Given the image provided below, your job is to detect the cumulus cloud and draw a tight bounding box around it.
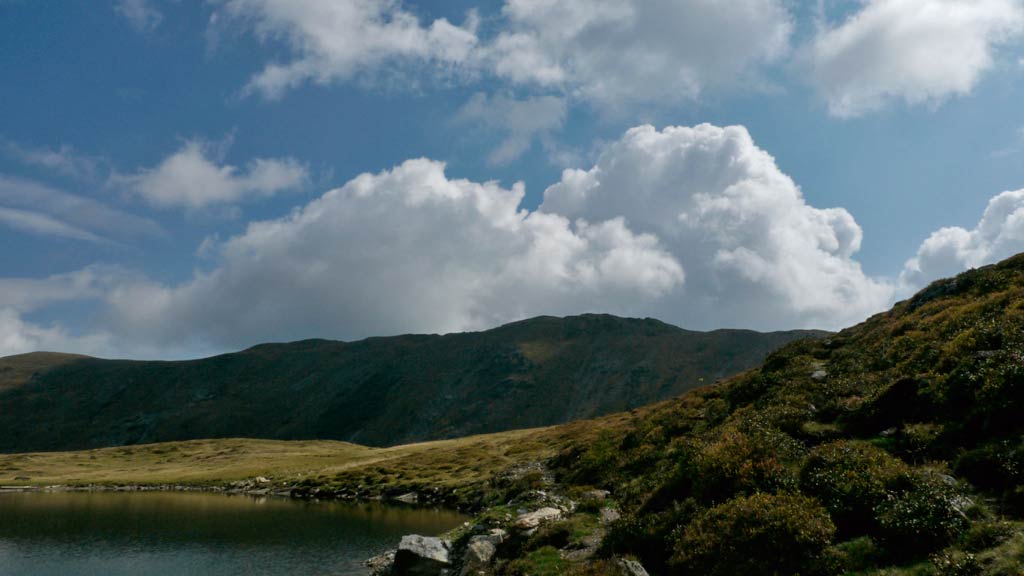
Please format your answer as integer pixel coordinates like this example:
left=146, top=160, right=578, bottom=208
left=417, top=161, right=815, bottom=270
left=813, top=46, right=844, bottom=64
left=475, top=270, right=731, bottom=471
left=117, top=139, right=308, bottom=208
left=456, top=93, right=567, bottom=165
left=901, top=189, right=1024, bottom=289
left=100, top=157, right=683, bottom=351
left=485, top=0, right=793, bottom=106
left=0, top=175, right=162, bottom=241
left=541, top=124, right=895, bottom=330
left=116, top=0, right=164, bottom=33
left=810, top=0, right=1024, bottom=117
left=215, top=0, right=479, bottom=99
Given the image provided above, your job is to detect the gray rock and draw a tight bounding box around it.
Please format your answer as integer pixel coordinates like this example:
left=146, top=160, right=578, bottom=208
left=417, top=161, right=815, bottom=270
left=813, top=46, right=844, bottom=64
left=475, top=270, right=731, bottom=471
left=512, top=507, right=562, bottom=531
left=394, top=535, right=451, bottom=575
left=394, top=492, right=419, bottom=504
left=459, top=536, right=498, bottom=576
left=618, top=558, right=650, bottom=576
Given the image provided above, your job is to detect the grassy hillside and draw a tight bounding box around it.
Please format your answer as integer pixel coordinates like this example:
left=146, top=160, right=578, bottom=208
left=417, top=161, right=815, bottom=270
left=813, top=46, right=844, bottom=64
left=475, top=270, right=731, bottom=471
left=0, top=314, right=818, bottom=452
left=528, top=253, right=1024, bottom=575
left=0, top=352, right=86, bottom=392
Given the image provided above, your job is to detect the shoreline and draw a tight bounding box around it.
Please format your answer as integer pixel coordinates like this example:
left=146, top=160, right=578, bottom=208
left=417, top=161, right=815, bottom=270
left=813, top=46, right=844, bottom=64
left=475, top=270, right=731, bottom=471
left=0, top=480, right=476, bottom=512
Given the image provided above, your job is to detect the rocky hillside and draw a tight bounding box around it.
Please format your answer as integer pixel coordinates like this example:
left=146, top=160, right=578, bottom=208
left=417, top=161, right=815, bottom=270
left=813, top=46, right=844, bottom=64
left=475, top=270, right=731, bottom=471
left=417, top=253, right=1024, bottom=575
left=0, top=314, right=819, bottom=453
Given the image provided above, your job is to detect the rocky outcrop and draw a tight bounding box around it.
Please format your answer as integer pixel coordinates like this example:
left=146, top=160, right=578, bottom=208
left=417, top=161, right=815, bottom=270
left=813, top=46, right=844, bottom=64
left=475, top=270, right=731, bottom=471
left=512, top=507, right=562, bottom=532
left=393, top=535, right=452, bottom=576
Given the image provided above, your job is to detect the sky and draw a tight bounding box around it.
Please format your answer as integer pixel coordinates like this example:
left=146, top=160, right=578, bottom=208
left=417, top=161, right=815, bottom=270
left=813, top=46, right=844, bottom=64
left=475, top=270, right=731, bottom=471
left=1, top=0, right=1024, bottom=359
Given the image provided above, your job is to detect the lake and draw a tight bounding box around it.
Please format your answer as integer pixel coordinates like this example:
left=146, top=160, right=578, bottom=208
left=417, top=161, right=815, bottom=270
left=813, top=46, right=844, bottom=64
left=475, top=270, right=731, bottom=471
left=0, top=491, right=467, bottom=576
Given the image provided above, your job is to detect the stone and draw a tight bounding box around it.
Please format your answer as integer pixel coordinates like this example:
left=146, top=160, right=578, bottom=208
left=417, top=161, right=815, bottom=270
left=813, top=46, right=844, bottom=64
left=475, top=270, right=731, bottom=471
left=393, top=535, right=451, bottom=575
left=599, top=507, right=621, bottom=524
left=394, top=492, right=419, bottom=504
left=512, top=507, right=562, bottom=531
left=459, top=535, right=498, bottom=576
left=617, top=558, right=650, bottom=576
left=366, top=550, right=396, bottom=576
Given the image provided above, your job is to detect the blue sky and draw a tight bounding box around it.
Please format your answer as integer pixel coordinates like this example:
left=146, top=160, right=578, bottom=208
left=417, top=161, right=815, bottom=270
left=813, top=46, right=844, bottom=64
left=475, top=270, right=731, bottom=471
left=2, top=0, right=1024, bottom=359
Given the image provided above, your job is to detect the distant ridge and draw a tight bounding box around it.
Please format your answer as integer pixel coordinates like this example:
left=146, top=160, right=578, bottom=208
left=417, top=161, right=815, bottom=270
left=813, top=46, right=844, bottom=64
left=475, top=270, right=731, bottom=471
left=0, top=314, right=824, bottom=453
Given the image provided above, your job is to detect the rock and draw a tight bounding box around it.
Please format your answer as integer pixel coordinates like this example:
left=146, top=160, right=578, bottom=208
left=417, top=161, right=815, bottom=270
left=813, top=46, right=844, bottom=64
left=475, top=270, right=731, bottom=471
left=394, top=492, right=419, bottom=504
left=512, top=507, right=562, bottom=531
left=618, top=558, right=650, bottom=576
left=459, top=535, right=498, bottom=576
left=583, top=489, right=610, bottom=501
left=254, top=476, right=270, bottom=484
left=393, top=535, right=451, bottom=575
left=366, top=550, right=396, bottom=576
left=600, top=507, right=621, bottom=524
left=617, top=558, right=650, bottom=576
left=811, top=369, right=827, bottom=380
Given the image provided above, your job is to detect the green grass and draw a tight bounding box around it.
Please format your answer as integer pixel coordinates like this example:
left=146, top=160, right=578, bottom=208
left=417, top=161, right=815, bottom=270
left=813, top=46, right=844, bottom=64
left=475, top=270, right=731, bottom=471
left=0, top=409, right=638, bottom=492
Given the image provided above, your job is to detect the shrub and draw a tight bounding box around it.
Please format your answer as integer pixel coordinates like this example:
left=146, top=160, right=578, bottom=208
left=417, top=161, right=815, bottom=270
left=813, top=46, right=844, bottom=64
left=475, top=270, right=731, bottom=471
left=874, top=471, right=970, bottom=557
left=603, top=499, right=698, bottom=574
left=800, top=440, right=909, bottom=536
left=690, top=421, right=802, bottom=502
left=669, top=493, right=836, bottom=576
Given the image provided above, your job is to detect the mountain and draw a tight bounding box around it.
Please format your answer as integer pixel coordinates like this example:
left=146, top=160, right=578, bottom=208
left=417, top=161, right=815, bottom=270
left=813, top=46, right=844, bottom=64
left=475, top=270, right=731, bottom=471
left=0, top=314, right=822, bottom=453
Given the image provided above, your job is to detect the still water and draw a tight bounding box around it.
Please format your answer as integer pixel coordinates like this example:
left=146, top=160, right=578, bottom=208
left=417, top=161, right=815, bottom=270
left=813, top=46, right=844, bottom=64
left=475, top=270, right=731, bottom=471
left=0, top=491, right=466, bottom=576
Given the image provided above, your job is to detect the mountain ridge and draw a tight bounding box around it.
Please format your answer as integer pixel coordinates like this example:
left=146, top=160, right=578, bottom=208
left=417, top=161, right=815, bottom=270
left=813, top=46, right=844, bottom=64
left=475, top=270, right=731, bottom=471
left=0, top=313, right=824, bottom=453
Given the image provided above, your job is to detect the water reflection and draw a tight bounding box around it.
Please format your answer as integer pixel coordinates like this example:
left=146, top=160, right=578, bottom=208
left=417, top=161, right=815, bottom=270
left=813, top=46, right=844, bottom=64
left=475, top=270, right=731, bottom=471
left=0, top=491, right=466, bottom=576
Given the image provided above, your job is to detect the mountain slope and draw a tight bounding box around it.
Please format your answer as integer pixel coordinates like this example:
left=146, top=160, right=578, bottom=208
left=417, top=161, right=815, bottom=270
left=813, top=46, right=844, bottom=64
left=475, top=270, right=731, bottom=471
left=528, top=253, right=1024, bottom=575
left=0, top=314, right=821, bottom=453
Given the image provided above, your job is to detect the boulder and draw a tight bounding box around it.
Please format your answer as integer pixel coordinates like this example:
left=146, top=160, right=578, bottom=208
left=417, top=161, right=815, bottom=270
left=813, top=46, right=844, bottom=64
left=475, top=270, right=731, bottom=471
left=393, top=535, right=451, bottom=575
left=512, top=507, right=562, bottom=531
left=459, top=535, right=499, bottom=576
left=617, top=558, right=650, bottom=576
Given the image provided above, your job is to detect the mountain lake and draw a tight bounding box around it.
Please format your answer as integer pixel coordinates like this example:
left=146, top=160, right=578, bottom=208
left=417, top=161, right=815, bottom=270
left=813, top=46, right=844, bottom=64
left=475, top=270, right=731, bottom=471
left=0, top=491, right=467, bottom=575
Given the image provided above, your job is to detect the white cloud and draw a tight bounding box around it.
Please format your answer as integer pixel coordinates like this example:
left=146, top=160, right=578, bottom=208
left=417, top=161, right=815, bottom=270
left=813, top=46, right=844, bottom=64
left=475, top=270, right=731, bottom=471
left=0, top=207, right=106, bottom=243
left=456, top=93, right=567, bottom=165
left=810, top=0, right=1024, bottom=117
left=485, top=0, right=793, bottom=106
left=116, top=0, right=164, bottom=33
left=0, top=307, right=113, bottom=358
left=98, top=157, right=683, bottom=351
left=0, top=175, right=162, bottom=240
left=84, top=123, right=902, bottom=356
left=1, top=139, right=102, bottom=180
left=0, top=268, right=119, bottom=313
left=215, top=0, right=479, bottom=99
left=900, top=189, right=1024, bottom=289
left=118, top=139, right=308, bottom=208
left=541, top=124, right=895, bottom=330
left=217, top=0, right=792, bottom=106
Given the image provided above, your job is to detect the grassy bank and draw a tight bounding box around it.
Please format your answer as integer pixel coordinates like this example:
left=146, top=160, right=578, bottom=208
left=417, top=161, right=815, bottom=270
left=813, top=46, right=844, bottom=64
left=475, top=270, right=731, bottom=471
left=0, top=409, right=637, bottom=504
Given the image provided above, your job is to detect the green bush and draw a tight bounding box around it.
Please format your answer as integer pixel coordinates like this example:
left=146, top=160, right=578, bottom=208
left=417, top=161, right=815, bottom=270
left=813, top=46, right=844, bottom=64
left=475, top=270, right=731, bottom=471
left=874, top=471, right=970, bottom=557
left=690, top=422, right=802, bottom=502
left=800, top=440, right=909, bottom=536
left=669, top=493, right=836, bottom=576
